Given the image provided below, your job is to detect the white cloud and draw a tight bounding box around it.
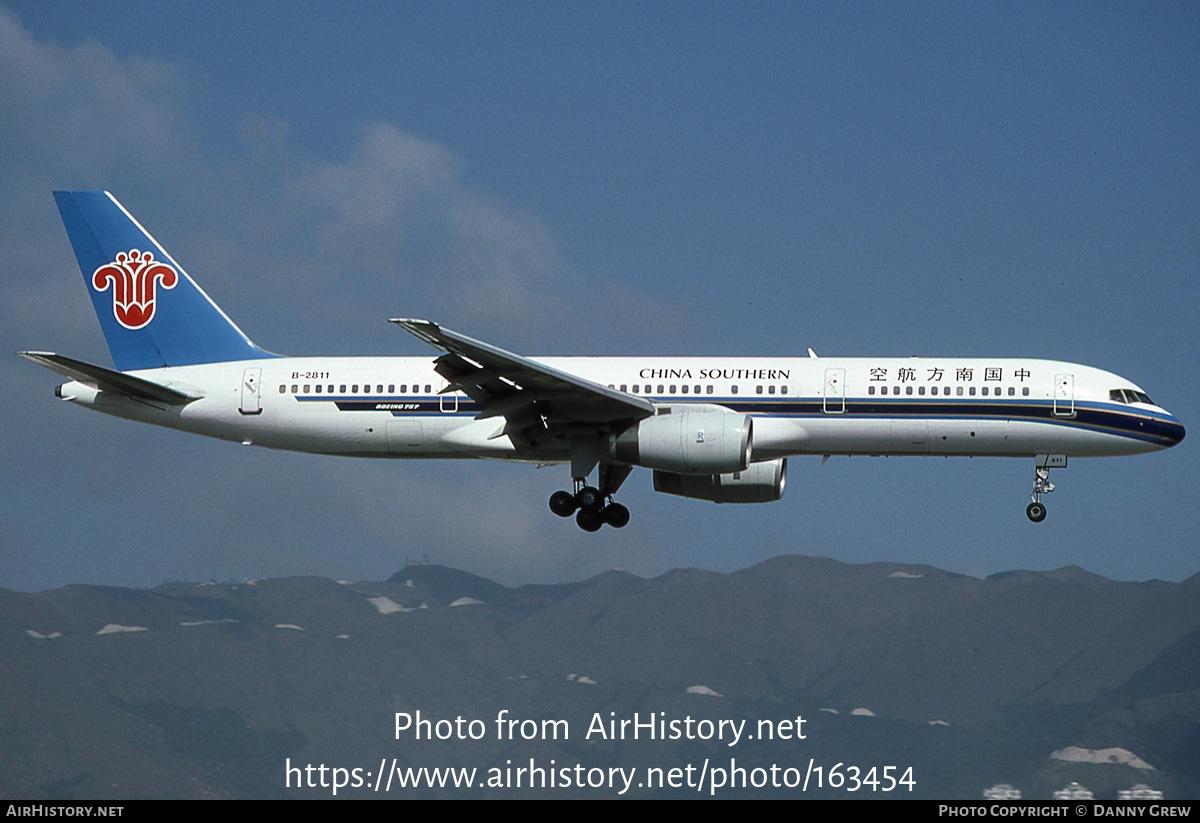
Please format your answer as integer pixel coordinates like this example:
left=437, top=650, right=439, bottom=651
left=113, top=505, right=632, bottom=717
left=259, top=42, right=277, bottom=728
left=288, top=122, right=599, bottom=343
left=2, top=7, right=680, bottom=351
left=0, top=6, right=193, bottom=181
left=0, top=8, right=684, bottom=591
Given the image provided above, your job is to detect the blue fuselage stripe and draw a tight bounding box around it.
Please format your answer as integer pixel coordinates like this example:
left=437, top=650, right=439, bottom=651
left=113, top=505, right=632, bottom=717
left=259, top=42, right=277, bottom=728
left=292, top=395, right=1184, bottom=447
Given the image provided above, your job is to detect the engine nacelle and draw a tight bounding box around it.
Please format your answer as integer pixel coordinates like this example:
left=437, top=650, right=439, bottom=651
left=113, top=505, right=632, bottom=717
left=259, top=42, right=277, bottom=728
left=653, top=458, right=787, bottom=504
left=613, top=407, right=751, bottom=474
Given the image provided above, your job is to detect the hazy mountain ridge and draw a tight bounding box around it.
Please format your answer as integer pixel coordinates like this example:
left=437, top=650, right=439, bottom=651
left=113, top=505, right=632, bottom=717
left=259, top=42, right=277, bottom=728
left=2, top=555, right=1196, bottom=799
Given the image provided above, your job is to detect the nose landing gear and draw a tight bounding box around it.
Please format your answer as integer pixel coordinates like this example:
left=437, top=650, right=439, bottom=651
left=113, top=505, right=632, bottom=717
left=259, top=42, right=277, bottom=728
left=1026, top=455, right=1065, bottom=522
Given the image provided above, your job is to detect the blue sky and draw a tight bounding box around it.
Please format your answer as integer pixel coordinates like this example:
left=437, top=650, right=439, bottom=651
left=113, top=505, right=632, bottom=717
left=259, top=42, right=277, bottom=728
left=2, top=2, right=1197, bottom=590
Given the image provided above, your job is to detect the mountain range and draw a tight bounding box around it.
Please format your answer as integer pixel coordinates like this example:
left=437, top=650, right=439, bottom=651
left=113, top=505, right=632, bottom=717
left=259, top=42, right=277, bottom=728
left=2, top=556, right=1197, bottom=798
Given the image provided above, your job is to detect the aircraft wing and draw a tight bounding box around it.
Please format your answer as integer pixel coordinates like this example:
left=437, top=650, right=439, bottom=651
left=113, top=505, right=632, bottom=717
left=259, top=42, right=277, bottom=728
left=390, top=319, right=654, bottom=445
left=18, top=351, right=197, bottom=405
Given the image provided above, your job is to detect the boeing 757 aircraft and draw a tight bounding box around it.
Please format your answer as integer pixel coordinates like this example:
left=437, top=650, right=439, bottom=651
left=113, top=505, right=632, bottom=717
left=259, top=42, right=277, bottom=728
left=21, top=192, right=1185, bottom=531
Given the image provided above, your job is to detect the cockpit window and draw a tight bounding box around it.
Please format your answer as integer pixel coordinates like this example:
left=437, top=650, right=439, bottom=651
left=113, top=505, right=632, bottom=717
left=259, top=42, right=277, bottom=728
left=1110, top=388, right=1155, bottom=405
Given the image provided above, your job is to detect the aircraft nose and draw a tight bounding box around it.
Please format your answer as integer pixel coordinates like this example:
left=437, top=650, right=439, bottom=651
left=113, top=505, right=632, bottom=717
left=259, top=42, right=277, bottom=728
left=1166, top=415, right=1186, bottom=447
left=1155, top=411, right=1186, bottom=447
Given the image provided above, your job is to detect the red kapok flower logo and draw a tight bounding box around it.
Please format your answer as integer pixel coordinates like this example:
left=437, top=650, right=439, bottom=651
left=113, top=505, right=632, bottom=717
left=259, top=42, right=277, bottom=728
left=92, top=249, right=178, bottom=330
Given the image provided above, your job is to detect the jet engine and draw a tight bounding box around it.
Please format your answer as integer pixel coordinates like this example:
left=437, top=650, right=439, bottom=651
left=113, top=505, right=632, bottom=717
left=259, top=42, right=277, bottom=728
left=612, top=407, right=751, bottom=474
left=653, top=458, right=787, bottom=503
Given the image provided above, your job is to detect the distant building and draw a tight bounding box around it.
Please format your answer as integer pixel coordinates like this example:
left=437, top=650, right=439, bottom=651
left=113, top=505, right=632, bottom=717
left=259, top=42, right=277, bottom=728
left=1052, top=782, right=1093, bottom=800
left=983, top=784, right=1022, bottom=800
left=1118, top=785, right=1164, bottom=800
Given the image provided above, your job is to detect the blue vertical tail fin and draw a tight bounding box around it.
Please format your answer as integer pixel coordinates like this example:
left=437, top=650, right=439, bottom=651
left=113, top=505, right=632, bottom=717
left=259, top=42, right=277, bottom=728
left=53, top=191, right=275, bottom=371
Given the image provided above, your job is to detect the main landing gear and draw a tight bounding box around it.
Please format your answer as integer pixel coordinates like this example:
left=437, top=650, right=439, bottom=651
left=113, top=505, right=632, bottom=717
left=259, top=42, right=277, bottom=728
left=1026, top=456, right=1064, bottom=523
left=549, top=463, right=633, bottom=531
left=549, top=481, right=630, bottom=531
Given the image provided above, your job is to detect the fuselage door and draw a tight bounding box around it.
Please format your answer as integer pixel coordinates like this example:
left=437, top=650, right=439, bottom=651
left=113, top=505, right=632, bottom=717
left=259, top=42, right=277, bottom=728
left=439, top=382, right=459, bottom=414
left=239, top=367, right=262, bottom=415
left=1053, top=373, right=1075, bottom=418
left=823, top=368, right=846, bottom=414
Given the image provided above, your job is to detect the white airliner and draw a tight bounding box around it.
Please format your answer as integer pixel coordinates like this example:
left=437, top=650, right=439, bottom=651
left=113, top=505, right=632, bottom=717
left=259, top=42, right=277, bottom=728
left=21, top=192, right=1185, bottom=531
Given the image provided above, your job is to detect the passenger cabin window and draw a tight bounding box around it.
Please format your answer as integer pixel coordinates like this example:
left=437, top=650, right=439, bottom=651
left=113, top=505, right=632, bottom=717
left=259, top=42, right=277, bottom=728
left=278, top=385, right=286, bottom=394
left=731, top=385, right=739, bottom=395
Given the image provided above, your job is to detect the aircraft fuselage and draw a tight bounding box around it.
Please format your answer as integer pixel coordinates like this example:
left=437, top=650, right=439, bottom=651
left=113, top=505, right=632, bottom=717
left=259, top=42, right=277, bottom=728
left=29, top=191, right=1186, bottom=530
left=59, top=355, right=1184, bottom=463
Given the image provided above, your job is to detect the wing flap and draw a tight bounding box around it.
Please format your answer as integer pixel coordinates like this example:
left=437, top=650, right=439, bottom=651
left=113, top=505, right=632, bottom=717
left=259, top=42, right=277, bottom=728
left=390, top=319, right=655, bottom=442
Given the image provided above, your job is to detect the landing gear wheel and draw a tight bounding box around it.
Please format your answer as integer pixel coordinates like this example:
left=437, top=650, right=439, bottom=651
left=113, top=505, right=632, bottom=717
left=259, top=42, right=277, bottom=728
left=549, top=490, right=577, bottom=517
left=1026, top=502, right=1047, bottom=523
left=575, top=486, right=604, bottom=512
left=1026, top=461, right=1057, bottom=522
left=576, top=508, right=603, bottom=532
left=602, top=503, right=630, bottom=528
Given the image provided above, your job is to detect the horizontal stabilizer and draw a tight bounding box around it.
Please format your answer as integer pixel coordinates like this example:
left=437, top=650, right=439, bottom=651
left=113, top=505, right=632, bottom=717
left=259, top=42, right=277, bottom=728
left=17, top=352, right=196, bottom=405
